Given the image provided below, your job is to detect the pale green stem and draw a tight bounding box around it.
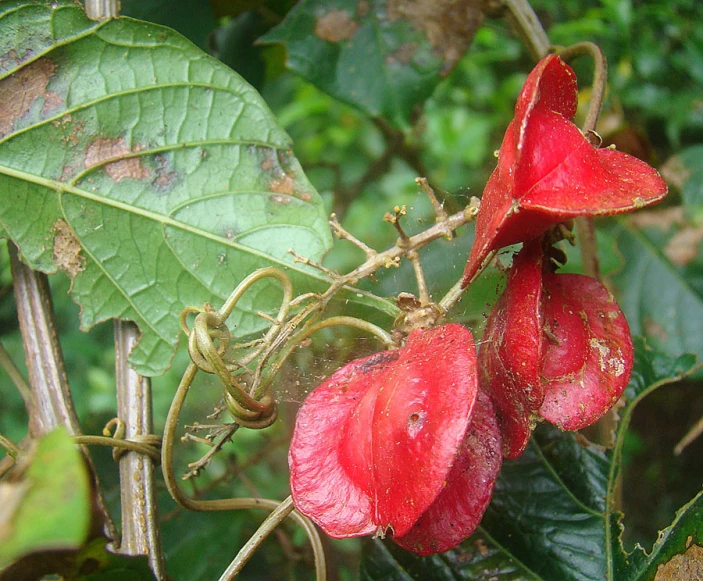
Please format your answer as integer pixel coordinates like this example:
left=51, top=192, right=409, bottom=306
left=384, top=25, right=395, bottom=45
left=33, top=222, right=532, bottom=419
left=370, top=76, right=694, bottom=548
left=218, top=496, right=326, bottom=581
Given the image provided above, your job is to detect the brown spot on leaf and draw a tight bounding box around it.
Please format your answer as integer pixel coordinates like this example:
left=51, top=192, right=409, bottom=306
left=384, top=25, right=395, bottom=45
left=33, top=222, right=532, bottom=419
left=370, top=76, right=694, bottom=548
left=628, top=207, right=685, bottom=231
left=269, top=175, right=296, bottom=196
left=386, top=43, right=418, bottom=65
left=387, top=0, right=484, bottom=74
left=272, top=194, right=292, bottom=204
left=644, top=317, right=668, bottom=343
left=152, top=154, right=178, bottom=192
left=356, top=0, right=370, bottom=17
left=54, top=114, right=85, bottom=148
left=654, top=544, right=703, bottom=581
left=257, top=146, right=312, bottom=201
left=0, top=58, right=56, bottom=137
left=315, top=9, right=359, bottom=42
left=660, top=154, right=691, bottom=191
left=84, top=137, right=150, bottom=182
left=53, top=219, right=84, bottom=278
left=41, top=91, right=64, bottom=114
left=664, top=225, right=703, bottom=265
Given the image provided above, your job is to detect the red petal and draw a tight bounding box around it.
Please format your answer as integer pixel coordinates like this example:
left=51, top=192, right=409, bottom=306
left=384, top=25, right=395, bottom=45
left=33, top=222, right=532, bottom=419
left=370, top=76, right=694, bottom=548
left=462, top=56, right=578, bottom=284
left=520, top=112, right=668, bottom=216
left=515, top=54, right=578, bottom=126
left=479, top=241, right=544, bottom=459
left=393, top=388, right=502, bottom=555
left=461, top=123, right=517, bottom=284
left=289, top=324, right=478, bottom=538
left=462, top=54, right=667, bottom=286
left=539, top=274, right=633, bottom=430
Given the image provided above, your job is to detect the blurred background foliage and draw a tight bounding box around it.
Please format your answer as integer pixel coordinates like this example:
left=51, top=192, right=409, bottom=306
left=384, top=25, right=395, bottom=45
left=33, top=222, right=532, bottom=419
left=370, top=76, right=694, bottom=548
left=1, top=0, right=703, bottom=579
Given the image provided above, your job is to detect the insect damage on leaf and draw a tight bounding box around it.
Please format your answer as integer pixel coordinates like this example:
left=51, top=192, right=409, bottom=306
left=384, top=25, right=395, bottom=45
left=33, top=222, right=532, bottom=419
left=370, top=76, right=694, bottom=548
left=315, top=9, right=359, bottom=42
left=654, top=542, right=703, bottom=580
left=84, top=137, right=150, bottom=182
left=0, top=58, right=57, bottom=137
left=259, top=147, right=313, bottom=201
left=52, top=219, right=84, bottom=278
left=386, top=0, right=484, bottom=73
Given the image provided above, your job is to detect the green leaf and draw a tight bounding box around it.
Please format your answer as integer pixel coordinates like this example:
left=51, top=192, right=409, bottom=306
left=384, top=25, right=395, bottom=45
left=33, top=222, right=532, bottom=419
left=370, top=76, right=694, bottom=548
left=361, top=532, right=531, bottom=580
left=359, top=341, right=700, bottom=581
left=76, top=539, right=156, bottom=581
left=0, top=1, right=394, bottom=376
left=260, top=0, right=484, bottom=128
left=608, top=220, right=703, bottom=368
left=677, top=145, right=703, bottom=173
left=682, top=171, right=703, bottom=217
left=161, top=504, right=250, bottom=580
left=0, top=427, right=91, bottom=570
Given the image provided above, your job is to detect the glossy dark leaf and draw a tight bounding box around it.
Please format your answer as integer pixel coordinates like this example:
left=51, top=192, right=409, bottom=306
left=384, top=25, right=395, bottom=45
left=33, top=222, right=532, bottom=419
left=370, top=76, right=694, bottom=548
left=609, top=220, right=703, bottom=371
left=360, top=341, right=699, bottom=581
left=361, top=532, right=532, bottom=581
left=260, top=0, right=484, bottom=128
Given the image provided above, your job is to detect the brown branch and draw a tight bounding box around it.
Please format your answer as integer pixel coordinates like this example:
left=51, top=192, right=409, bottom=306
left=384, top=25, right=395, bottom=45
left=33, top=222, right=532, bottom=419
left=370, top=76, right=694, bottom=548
left=8, top=241, right=117, bottom=541
left=113, top=320, right=166, bottom=579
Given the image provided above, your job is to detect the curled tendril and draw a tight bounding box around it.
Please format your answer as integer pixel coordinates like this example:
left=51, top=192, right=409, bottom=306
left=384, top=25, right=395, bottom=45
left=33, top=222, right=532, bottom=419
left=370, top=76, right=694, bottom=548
left=165, top=267, right=327, bottom=579
left=167, top=275, right=396, bottom=580
left=72, top=418, right=162, bottom=463
left=165, top=187, right=485, bottom=580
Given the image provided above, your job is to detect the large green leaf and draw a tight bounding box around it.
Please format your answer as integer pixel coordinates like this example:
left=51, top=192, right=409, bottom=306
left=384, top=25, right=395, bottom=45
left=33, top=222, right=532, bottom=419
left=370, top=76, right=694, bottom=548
left=0, top=1, right=397, bottom=376
left=608, top=219, right=703, bottom=369
left=0, top=427, right=91, bottom=570
left=360, top=341, right=699, bottom=581
left=260, top=0, right=484, bottom=128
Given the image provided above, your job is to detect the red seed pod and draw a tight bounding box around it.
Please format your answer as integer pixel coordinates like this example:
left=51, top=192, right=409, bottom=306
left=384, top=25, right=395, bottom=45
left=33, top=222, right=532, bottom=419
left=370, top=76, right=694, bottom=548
left=539, top=273, right=633, bottom=431
left=480, top=241, right=634, bottom=458
left=479, top=240, right=545, bottom=459
left=393, top=387, right=502, bottom=555
left=462, top=54, right=667, bottom=285
left=289, top=324, right=479, bottom=540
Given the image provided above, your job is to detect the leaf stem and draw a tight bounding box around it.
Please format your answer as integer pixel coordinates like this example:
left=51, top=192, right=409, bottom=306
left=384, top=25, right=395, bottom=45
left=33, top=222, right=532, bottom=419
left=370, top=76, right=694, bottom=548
left=0, top=434, right=20, bottom=459
left=558, top=42, right=607, bottom=137
left=73, top=434, right=161, bottom=461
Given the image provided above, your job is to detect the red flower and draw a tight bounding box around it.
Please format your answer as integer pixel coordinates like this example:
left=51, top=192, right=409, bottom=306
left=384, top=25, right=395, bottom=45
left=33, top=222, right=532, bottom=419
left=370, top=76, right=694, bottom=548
left=289, top=324, right=501, bottom=555
left=462, top=54, right=667, bottom=285
left=480, top=240, right=633, bottom=459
